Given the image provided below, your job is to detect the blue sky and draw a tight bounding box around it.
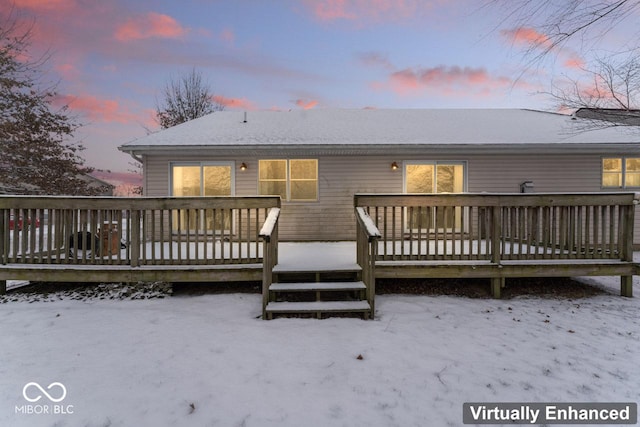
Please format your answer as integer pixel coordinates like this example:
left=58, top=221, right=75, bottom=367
left=2, top=0, right=635, bottom=179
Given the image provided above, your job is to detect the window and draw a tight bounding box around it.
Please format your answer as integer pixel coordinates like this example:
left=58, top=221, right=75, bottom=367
left=170, top=163, right=233, bottom=231
left=404, top=162, right=466, bottom=194
left=258, top=160, right=287, bottom=199
left=259, top=159, right=318, bottom=201
left=602, top=157, right=640, bottom=188
left=404, top=161, right=466, bottom=231
left=171, top=163, right=233, bottom=196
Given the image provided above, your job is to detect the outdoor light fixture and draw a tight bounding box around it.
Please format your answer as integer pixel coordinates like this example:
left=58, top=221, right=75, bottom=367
left=391, top=162, right=399, bottom=170
left=240, top=162, right=248, bottom=171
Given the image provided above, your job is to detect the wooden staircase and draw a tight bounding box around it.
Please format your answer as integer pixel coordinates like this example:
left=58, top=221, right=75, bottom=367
left=264, top=266, right=372, bottom=319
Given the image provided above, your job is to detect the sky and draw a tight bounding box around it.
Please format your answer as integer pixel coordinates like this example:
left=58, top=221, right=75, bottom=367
left=1, top=0, right=637, bottom=180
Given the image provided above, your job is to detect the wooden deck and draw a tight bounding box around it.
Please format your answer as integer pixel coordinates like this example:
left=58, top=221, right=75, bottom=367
left=0, top=195, right=280, bottom=289
left=1, top=193, right=638, bottom=320
left=355, top=193, right=639, bottom=300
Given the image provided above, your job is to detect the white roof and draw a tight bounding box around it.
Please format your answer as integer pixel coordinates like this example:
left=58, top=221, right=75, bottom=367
left=119, top=109, right=639, bottom=152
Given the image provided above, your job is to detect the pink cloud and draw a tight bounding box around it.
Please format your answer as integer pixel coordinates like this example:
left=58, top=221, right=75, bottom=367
left=389, top=69, right=420, bottom=91
left=501, top=27, right=552, bottom=49
left=313, top=0, right=355, bottom=21
left=358, top=51, right=394, bottom=70
left=304, top=0, right=427, bottom=23
left=220, top=28, right=235, bottom=44
left=295, top=99, right=319, bottom=110
left=563, top=55, right=585, bottom=70
left=13, top=0, right=75, bottom=11
left=576, top=77, right=619, bottom=104
left=55, top=63, right=81, bottom=80
left=212, top=95, right=257, bottom=110
left=377, top=65, right=515, bottom=97
left=115, top=12, right=187, bottom=41
left=53, top=94, right=139, bottom=124
left=502, top=27, right=588, bottom=71
left=360, top=53, right=523, bottom=99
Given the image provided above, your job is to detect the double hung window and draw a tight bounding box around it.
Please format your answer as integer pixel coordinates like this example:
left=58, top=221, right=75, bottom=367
left=258, top=159, right=318, bottom=201
left=602, top=158, right=640, bottom=188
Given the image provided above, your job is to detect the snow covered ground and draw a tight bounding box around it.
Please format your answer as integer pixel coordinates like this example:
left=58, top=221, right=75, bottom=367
left=0, top=273, right=638, bottom=427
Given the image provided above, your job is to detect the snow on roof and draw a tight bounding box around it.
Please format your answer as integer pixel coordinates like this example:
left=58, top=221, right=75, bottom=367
left=119, top=109, right=639, bottom=151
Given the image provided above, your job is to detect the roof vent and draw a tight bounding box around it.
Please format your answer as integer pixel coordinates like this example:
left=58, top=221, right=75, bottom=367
left=243, top=112, right=247, bottom=123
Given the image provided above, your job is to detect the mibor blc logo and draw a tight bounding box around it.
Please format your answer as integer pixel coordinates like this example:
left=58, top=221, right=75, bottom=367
left=23, top=382, right=67, bottom=403
left=15, top=382, right=74, bottom=415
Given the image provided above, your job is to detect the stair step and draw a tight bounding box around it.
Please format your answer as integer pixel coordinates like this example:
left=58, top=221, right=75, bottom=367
left=266, top=300, right=371, bottom=314
left=270, top=281, right=366, bottom=292
left=273, top=264, right=362, bottom=274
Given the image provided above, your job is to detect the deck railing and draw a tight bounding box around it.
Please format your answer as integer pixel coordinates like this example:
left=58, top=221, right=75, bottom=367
left=354, top=193, right=637, bottom=262
left=355, top=207, right=381, bottom=315
left=0, top=196, right=281, bottom=268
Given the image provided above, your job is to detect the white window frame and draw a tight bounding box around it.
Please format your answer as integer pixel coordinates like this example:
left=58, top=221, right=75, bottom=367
left=258, top=159, right=318, bottom=202
left=169, top=161, right=236, bottom=196
left=402, top=161, right=467, bottom=194
left=602, top=157, right=640, bottom=189
left=403, top=161, right=468, bottom=232
left=168, top=161, right=235, bottom=234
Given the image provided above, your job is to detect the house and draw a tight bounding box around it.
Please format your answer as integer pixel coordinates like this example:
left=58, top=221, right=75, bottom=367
left=573, top=108, right=640, bottom=126
left=80, top=174, right=115, bottom=196
left=0, top=170, right=114, bottom=196
left=118, top=109, right=640, bottom=243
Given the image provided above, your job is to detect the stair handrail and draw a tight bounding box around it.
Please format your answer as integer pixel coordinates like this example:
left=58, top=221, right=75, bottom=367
left=355, top=207, right=381, bottom=318
left=260, top=207, right=281, bottom=319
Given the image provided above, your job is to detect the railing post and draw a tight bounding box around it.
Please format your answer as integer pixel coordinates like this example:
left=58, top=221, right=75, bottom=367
left=355, top=206, right=381, bottom=319
left=0, top=210, right=5, bottom=292
left=490, top=205, right=504, bottom=298
left=0, top=208, right=5, bottom=266
left=262, top=236, right=272, bottom=319
left=273, top=220, right=279, bottom=266
left=130, top=209, right=140, bottom=267
left=621, top=202, right=635, bottom=297
left=367, top=237, right=378, bottom=318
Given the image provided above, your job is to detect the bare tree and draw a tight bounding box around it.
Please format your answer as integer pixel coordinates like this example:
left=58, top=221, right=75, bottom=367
left=155, top=68, right=224, bottom=129
left=547, top=55, right=639, bottom=132
left=0, top=13, right=105, bottom=195
left=553, top=56, right=638, bottom=108
left=491, top=0, right=640, bottom=63
left=489, top=1, right=640, bottom=132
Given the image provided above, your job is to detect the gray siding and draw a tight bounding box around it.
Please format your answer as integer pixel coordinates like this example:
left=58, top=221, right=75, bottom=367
left=143, top=152, right=640, bottom=242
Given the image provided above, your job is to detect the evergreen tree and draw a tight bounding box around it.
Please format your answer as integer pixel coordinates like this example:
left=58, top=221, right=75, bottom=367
left=0, top=17, right=103, bottom=195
